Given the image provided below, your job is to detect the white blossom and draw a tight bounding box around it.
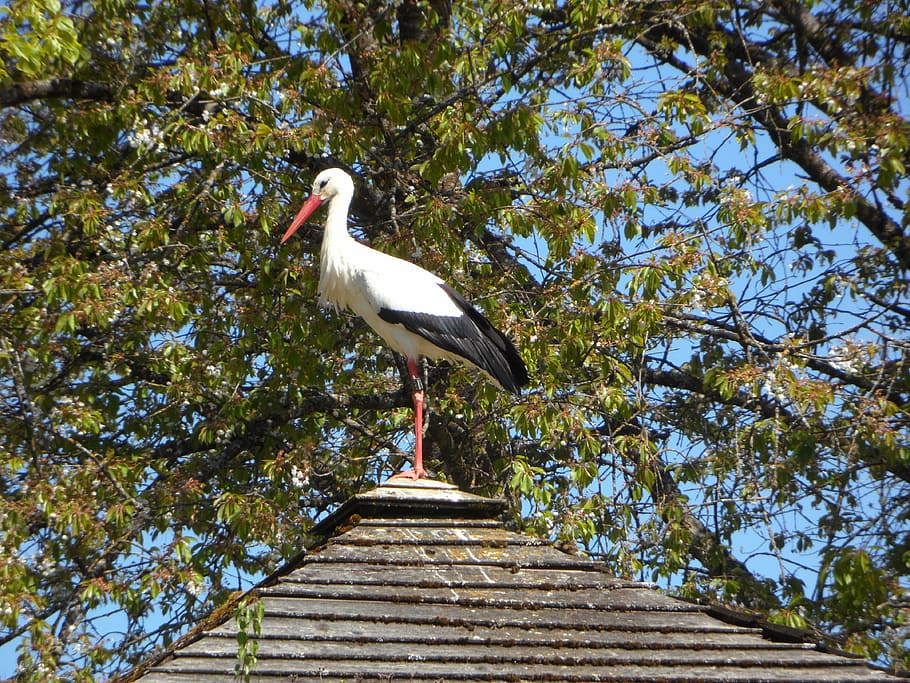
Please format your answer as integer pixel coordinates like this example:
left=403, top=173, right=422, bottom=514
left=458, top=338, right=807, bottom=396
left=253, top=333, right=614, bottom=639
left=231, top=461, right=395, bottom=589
left=186, top=578, right=205, bottom=598
left=290, top=465, right=309, bottom=488
left=127, top=119, right=166, bottom=153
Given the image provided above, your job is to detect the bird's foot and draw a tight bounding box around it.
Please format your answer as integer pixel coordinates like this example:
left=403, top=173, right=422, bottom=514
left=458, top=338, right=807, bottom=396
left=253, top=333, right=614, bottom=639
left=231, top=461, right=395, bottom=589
left=386, top=466, right=428, bottom=481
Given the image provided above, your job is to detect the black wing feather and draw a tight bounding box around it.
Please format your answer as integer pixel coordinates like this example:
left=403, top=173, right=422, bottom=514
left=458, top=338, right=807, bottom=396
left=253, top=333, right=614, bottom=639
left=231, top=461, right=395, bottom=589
left=377, top=283, right=529, bottom=394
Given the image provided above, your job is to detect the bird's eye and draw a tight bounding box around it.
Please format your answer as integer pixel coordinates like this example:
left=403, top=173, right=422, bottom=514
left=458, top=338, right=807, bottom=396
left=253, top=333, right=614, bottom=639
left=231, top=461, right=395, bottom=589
left=318, top=180, right=328, bottom=189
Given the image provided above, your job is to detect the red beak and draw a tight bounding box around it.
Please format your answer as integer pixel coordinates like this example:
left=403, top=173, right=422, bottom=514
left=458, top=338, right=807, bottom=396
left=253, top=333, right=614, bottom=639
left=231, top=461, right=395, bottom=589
left=281, top=194, right=324, bottom=244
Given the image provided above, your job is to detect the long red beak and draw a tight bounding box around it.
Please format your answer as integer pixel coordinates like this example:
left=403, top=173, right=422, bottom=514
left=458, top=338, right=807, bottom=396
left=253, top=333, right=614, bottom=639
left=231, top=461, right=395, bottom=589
left=281, top=194, right=323, bottom=244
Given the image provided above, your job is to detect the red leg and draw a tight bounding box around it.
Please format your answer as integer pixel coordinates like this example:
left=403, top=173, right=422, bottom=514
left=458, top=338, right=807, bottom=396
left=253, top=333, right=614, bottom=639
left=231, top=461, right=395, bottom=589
left=388, top=358, right=428, bottom=480
left=412, top=386, right=427, bottom=478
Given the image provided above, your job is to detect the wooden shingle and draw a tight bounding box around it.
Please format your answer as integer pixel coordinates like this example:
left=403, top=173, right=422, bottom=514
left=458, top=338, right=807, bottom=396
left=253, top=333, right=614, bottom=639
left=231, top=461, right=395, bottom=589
left=125, top=479, right=902, bottom=682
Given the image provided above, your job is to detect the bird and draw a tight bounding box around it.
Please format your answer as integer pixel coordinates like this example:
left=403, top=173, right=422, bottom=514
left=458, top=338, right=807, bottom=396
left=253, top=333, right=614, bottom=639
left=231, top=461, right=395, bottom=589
left=281, top=168, right=529, bottom=479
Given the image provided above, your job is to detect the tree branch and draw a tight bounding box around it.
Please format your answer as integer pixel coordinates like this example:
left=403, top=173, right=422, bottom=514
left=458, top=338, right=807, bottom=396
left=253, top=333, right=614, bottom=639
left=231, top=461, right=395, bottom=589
left=637, top=20, right=910, bottom=270
left=0, top=79, right=114, bottom=108
left=650, top=456, right=782, bottom=611
left=664, top=312, right=910, bottom=407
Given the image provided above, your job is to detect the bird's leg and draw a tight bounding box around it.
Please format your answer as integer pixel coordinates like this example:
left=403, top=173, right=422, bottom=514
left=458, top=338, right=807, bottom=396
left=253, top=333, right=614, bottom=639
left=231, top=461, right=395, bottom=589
left=412, top=388, right=426, bottom=478
left=388, top=358, right=428, bottom=480
left=408, top=357, right=428, bottom=478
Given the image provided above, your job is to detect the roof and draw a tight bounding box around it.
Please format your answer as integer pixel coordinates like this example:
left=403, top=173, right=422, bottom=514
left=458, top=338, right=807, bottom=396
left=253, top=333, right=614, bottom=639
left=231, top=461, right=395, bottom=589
left=126, top=478, right=902, bottom=682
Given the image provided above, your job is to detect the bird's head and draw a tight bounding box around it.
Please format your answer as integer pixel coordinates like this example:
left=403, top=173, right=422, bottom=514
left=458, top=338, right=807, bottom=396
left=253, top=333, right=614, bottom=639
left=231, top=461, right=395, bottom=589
left=281, top=168, right=354, bottom=244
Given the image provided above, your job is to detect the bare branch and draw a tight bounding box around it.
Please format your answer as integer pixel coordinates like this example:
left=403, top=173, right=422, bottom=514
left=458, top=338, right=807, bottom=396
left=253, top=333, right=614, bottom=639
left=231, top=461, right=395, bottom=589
left=0, top=79, right=114, bottom=108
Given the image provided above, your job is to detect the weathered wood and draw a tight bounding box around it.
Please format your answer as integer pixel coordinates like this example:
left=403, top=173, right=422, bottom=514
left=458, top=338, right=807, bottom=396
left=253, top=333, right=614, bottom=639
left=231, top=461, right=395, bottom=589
left=261, top=583, right=695, bottom=611
left=127, top=479, right=900, bottom=683
left=280, top=564, right=632, bottom=590
left=311, top=480, right=507, bottom=540
left=138, top=673, right=893, bottom=683
left=149, top=657, right=893, bottom=682
left=305, top=540, right=597, bottom=567
left=252, top=596, right=761, bottom=632
left=332, top=520, right=550, bottom=544
left=176, top=638, right=851, bottom=668
left=207, top=616, right=773, bottom=647
left=357, top=517, right=505, bottom=528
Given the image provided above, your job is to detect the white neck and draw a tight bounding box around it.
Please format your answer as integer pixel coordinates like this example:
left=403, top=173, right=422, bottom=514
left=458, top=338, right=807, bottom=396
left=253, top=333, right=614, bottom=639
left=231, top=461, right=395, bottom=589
left=318, top=190, right=355, bottom=309
left=320, top=188, right=354, bottom=254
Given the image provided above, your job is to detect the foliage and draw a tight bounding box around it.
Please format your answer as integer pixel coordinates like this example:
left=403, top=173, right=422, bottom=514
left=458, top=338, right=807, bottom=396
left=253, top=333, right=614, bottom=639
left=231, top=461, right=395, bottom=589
left=233, top=595, right=263, bottom=683
left=1, top=0, right=909, bottom=678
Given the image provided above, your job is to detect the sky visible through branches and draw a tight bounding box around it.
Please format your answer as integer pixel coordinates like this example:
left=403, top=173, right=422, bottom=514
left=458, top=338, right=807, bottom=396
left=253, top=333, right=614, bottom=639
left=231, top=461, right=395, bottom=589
left=2, top=0, right=909, bottom=678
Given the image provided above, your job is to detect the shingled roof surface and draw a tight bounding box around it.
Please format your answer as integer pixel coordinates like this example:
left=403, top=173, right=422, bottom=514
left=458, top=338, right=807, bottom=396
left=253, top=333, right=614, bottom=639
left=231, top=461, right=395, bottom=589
left=132, top=479, right=901, bottom=682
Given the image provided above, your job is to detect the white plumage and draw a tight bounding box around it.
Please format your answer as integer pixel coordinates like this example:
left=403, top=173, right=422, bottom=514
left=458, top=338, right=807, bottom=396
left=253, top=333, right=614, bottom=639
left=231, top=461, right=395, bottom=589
left=281, top=168, right=528, bottom=478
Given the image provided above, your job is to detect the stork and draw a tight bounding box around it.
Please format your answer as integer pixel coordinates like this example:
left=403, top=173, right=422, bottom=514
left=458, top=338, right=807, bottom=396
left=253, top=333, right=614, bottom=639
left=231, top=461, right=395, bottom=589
left=281, top=168, right=528, bottom=479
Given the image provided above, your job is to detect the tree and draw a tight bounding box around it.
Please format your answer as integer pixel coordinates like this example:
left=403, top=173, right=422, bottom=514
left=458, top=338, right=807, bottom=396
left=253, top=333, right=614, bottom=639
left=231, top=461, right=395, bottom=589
left=1, top=0, right=908, bottom=679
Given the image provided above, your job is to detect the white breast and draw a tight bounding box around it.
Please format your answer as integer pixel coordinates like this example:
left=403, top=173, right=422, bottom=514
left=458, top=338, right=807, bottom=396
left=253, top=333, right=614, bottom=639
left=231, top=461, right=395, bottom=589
left=319, top=238, right=464, bottom=360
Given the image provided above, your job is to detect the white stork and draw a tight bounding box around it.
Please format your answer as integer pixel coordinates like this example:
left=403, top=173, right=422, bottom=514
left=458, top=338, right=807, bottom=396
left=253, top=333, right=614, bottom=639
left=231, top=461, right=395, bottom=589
left=281, top=168, right=528, bottom=479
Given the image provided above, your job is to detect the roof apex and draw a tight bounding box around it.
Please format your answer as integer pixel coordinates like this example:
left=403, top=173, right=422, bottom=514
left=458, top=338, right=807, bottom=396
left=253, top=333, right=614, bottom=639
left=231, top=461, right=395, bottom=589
left=311, top=477, right=507, bottom=538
